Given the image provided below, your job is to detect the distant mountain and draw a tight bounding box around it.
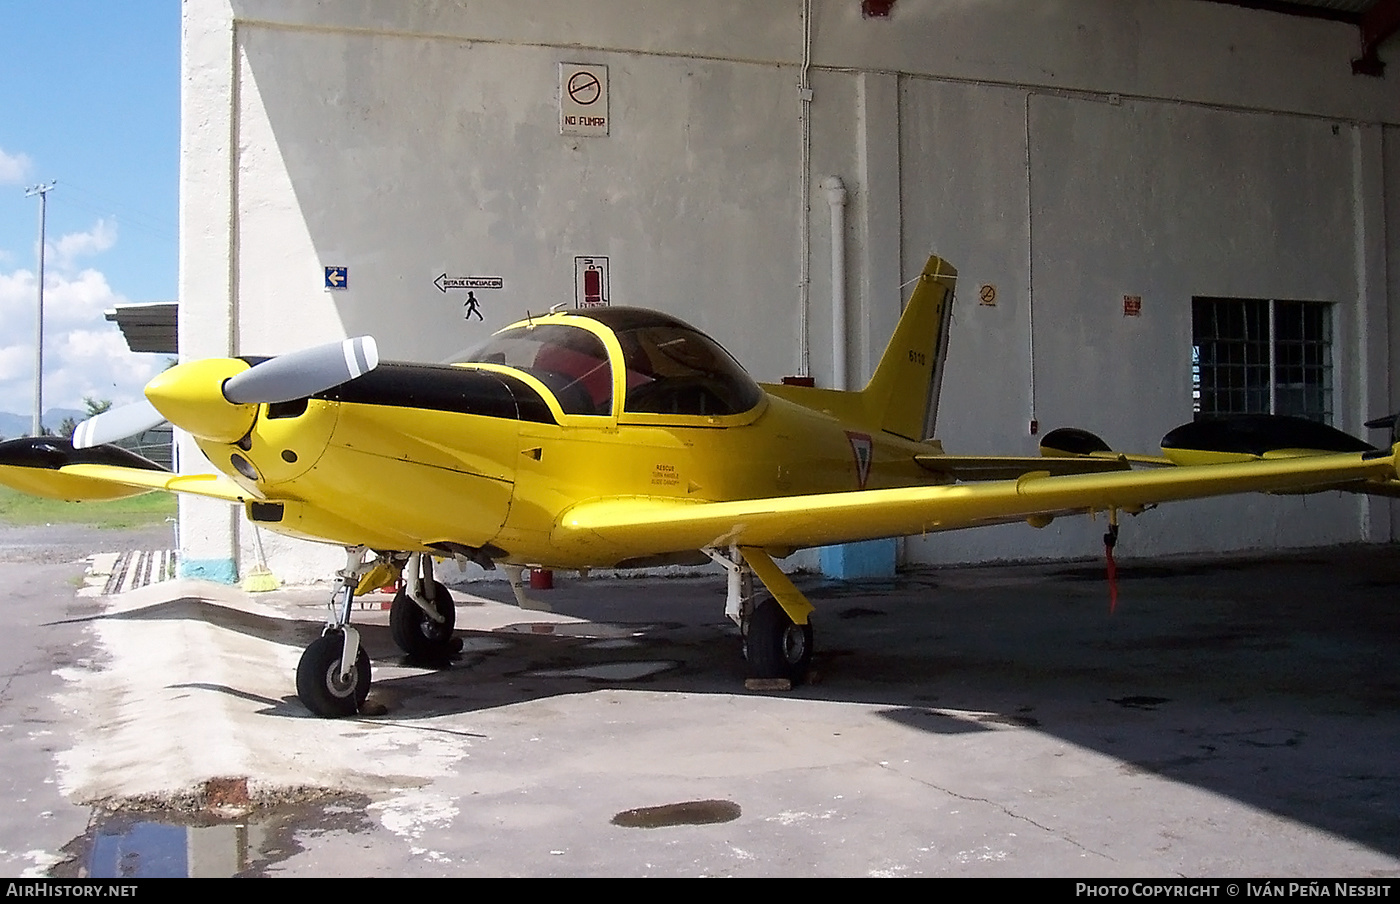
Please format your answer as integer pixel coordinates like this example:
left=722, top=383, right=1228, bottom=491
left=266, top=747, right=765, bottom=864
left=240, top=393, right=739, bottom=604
left=0, top=408, right=88, bottom=440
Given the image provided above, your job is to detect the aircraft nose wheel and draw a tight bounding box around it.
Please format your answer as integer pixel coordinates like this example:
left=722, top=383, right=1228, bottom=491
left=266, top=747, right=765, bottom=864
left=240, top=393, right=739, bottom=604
left=744, top=598, right=813, bottom=683
left=296, top=631, right=371, bottom=717
left=390, top=579, right=457, bottom=661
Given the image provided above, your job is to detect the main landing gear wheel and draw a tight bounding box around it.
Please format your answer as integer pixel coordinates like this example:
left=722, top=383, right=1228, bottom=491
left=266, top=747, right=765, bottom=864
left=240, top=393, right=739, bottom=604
left=296, top=631, right=371, bottom=717
left=390, top=579, right=457, bottom=661
left=745, top=598, right=813, bottom=683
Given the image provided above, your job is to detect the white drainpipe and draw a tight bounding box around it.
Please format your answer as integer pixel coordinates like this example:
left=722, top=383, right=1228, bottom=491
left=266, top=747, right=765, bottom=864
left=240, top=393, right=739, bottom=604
left=821, top=175, right=848, bottom=390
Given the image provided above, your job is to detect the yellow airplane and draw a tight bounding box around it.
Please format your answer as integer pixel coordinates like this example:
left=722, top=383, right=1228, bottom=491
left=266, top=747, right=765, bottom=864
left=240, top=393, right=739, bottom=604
left=1, top=254, right=1396, bottom=717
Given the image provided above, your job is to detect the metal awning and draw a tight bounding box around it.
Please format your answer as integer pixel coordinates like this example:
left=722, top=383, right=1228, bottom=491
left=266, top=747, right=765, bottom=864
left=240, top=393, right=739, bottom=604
left=105, top=302, right=178, bottom=355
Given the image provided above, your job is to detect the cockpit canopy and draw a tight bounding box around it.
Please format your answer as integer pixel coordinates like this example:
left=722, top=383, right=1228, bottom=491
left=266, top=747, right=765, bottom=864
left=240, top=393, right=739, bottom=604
left=460, top=322, right=614, bottom=415
left=456, top=308, right=763, bottom=419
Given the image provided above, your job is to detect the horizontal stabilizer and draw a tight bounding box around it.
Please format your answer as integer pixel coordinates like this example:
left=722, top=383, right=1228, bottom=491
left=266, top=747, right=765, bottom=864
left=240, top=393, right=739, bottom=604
left=1365, top=413, right=1400, bottom=446
left=1161, top=415, right=1375, bottom=464
left=915, top=454, right=1131, bottom=481
left=918, top=425, right=1186, bottom=482
left=1040, top=427, right=1111, bottom=456
left=1041, top=426, right=1174, bottom=467
left=1159, top=413, right=1400, bottom=497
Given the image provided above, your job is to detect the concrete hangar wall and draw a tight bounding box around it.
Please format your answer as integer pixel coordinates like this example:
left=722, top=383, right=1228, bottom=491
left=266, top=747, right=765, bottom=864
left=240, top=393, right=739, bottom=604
left=179, top=0, right=1400, bottom=584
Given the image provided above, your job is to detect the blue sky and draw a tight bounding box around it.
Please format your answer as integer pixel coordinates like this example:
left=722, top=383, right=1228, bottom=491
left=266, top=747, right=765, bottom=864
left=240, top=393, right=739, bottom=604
left=0, top=1, right=178, bottom=425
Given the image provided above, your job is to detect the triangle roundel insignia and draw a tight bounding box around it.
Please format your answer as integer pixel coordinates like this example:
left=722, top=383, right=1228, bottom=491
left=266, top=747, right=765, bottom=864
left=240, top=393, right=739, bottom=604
left=845, top=431, right=874, bottom=489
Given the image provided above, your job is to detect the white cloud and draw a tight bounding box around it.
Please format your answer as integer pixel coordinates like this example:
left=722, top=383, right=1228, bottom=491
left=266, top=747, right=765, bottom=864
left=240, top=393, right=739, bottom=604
left=0, top=267, right=122, bottom=335
left=0, top=147, right=32, bottom=185
left=0, top=344, right=31, bottom=383
left=50, top=219, right=118, bottom=269
left=0, top=219, right=161, bottom=420
left=45, top=330, right=161, bottom=411
left=48, top=269, right=123, bottom=330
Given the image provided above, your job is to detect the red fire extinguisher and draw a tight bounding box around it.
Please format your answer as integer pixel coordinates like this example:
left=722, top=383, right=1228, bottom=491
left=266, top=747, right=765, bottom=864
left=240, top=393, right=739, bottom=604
left=583, top=267, right=603, bottom=305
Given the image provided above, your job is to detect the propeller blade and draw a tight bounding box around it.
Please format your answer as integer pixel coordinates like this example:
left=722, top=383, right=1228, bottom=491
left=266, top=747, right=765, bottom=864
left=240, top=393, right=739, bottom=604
left=71, top=400, right=166, bottom=449
left=1365, top=413, right=1400, bottom=446
left=222, top=336, right=379, bottom=405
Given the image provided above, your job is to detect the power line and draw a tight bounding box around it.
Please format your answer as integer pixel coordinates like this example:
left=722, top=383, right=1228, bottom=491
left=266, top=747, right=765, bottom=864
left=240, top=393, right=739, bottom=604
left=60, top=181, right=175, bottom=239
left=57, top=194, right=176, bottom=242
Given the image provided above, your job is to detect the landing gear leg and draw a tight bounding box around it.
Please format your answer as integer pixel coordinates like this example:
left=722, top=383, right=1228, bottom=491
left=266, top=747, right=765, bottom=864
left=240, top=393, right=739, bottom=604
left=703, top=545, right=756, bottom=628
left=705, top=545, right=816, bottom=685
left=390, top=552, right=458, bottom=661
left=295, top=546, right=374, bottom=718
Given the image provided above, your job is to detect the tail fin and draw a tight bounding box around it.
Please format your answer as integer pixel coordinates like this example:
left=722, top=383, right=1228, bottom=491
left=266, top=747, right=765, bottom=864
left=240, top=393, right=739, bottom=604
left=861, top=254, right=957, bottom=441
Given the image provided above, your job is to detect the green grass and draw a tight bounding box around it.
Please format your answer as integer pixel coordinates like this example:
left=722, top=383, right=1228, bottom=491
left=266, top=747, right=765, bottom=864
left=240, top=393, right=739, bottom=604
left=0, top=485, right=178, bottom=529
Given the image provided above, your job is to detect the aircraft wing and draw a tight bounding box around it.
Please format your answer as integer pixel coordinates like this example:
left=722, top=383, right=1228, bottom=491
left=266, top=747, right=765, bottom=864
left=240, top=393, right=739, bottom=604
left=558, top=446, right=1400, bottom=553
left=0, top=437, right=252, bottom=504
left=57, top=464, right=255, bottom=503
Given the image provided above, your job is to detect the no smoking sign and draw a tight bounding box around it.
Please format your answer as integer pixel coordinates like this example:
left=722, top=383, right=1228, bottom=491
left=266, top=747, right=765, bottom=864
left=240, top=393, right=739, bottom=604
left=559, top=63, right=609, bottom=136
left=567, top=71, right=601, bottom=105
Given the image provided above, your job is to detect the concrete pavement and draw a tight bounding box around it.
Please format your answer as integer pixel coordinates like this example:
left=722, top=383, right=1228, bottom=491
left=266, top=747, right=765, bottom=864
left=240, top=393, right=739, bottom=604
left=6, top=532, right=1400, bottom=876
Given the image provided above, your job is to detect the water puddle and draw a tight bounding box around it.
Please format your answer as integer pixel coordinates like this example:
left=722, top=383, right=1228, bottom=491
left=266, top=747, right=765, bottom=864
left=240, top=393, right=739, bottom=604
left=53, top=785, right=373, bottom=878
left=611, top=799, right=741, bottom=828
left=1111, top=695, right=1171, bottom=710
left=85, top=816, right=262, bottom=878
left=526, top=660, right=677, bottom=681
left=584, top=638, right=642, bottom=650
left=458, top=637, right=512, bottom=652
left=499, top=622, right=651, bottom=639
left=977, top=711, right=1041, bottom=728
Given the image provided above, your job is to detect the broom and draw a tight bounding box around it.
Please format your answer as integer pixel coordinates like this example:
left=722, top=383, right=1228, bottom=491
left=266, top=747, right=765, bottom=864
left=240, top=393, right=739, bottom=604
left=242, top=524, right=281, bottom=592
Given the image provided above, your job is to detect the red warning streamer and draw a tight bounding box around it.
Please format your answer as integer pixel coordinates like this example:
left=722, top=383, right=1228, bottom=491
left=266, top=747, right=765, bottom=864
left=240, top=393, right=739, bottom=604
left=1104, top=519, right=1120, bottom=614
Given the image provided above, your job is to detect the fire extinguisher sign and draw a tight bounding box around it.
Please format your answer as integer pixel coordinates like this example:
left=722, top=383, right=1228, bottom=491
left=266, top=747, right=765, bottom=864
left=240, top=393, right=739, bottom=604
left=574, top=256, right=610, bottom=307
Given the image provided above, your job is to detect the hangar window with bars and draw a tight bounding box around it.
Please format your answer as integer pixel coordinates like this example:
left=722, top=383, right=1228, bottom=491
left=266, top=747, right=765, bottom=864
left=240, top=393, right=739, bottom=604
left=1191, top=297, right=1334, bottom=424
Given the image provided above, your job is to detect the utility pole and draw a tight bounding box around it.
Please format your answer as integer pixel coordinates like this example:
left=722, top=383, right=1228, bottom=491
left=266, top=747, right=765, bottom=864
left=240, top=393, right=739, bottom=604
left=25, top=182, right=54, bottom=437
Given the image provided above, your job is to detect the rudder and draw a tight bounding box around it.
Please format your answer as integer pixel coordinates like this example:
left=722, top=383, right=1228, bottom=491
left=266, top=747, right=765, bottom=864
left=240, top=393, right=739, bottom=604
left=861, top=255, right=957, bottom=441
